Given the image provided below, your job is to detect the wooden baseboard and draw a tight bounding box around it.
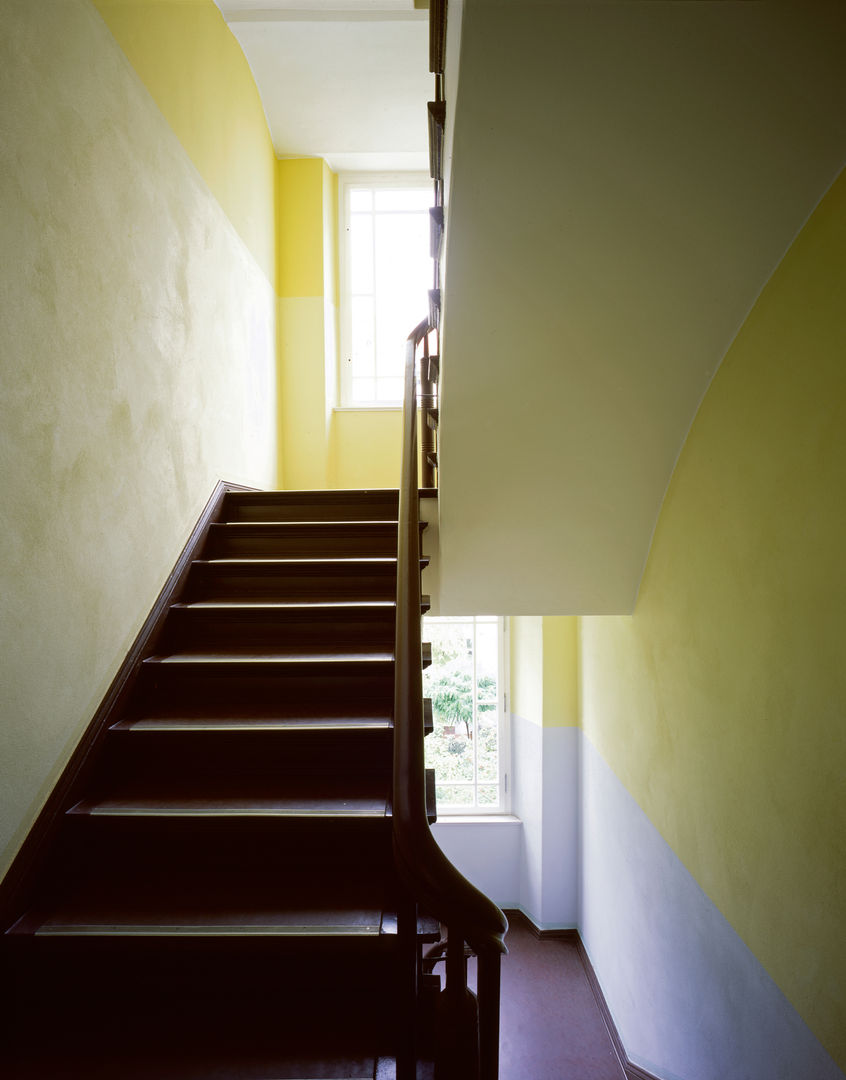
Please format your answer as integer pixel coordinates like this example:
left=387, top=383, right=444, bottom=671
left=503, top=908, right=660, bottom=1080
left=503, top=906, right=578, bottom=942
left=0, top=479, right=251, bottom=928
left=575, top=937, right=661, bottom=1080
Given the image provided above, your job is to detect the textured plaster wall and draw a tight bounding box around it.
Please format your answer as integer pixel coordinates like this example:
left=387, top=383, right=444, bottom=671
left=0, top=0, right=277, bottom=876
left=580, top=169, right=846, bottom=1072
left=92, top=0, right=277, bottom=287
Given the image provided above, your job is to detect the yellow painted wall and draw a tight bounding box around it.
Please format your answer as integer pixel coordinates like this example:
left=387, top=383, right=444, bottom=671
left=277, top=158, right=325, bottom=299
left=510, top=616, right=578, bottom=728
left=581, top=168, right=846, bottom=1068
left=509, top=617, right=543, bottom=724
left=542, top=616, right=578, bottom=727
left=92, top=0, right=277, bottom=288
left=330, top=410, right=402, bottom=489
left=277, top=159, right=331, bottom=488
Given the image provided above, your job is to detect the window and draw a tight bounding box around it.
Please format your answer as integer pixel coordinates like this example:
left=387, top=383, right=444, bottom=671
left=423, top=616, right=509, bottom=814
left=340, top=175, right=432, bottom=406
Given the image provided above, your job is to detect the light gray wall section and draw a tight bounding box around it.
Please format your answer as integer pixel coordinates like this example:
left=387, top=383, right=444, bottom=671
left=431, top=818, right=521, bottom=907
left=580, top=735, right=844, bottom=1080
left=433, top=717, right=579, bottom=929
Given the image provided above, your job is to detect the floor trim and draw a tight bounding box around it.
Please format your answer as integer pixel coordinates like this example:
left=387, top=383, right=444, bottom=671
left=503, top=908, right=661, bottom=1080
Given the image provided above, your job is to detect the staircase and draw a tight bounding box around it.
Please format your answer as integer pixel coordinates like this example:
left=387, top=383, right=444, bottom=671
left=1, top=488, right=440, bottom=1079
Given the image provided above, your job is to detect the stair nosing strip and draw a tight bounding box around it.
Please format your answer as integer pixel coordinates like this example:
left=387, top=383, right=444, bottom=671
left=113, top=719, right=392, bottom=732
left=69, top=803, right=388, bottom=819
left=36, top=923, right=382, bottom=937
left=144, top=654, right=394, bottom=664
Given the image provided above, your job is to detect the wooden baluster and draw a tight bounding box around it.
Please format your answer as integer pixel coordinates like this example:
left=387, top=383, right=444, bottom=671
left=396, top=892, right=419, bottom=1080
left=420, top=336, right=437, bottom=488
left=477, top=947, right=502, bottom=1080
left=435, top=928, right=479, bottom=1079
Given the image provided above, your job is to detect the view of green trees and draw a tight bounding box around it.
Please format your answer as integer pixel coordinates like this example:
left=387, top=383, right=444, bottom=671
left=422, top=617, right=501, bottom=810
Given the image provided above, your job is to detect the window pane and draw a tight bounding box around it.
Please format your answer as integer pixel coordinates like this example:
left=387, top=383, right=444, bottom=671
left=350, top=189, right=372, bottom=212
left=477, top=706, right=499, bottom=782
left=375, top=188, right=431, bottom=212
left=476, top=620, right=498, bottom=690
left=423, top=616, right=506, bottom=814
left=342, top=182, right=432, bottom=408
left=375, top=377, right=403, bottom=402
left=351, top=296, right=374, bottom=375
left=351, top=377, right=376, bottom=402
left=349, top=213, right=374, bottom=295
left=436, top=785, right=475, bottom=808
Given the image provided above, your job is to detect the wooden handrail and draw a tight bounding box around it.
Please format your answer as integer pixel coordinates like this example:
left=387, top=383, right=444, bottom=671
left=393, top=317, right=507, bottom=1078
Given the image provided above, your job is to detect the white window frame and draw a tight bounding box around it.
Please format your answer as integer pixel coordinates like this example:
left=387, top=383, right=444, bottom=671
left=423, top=615, right=511, bottom=816
left=338, top=172, right=432, bottom=408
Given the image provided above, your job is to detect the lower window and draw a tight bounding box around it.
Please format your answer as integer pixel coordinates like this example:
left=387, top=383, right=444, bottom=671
left=422, top=616, right=509, bottom=814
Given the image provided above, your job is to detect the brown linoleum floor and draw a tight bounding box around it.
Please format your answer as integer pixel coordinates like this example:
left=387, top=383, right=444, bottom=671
left=470, top=914, right=627, bottom=1080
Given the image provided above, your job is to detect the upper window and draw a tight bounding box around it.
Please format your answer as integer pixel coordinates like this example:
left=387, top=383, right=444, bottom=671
left=423, top=616, right=510, bottom=815
left=340, top=175, right=432, bottom=406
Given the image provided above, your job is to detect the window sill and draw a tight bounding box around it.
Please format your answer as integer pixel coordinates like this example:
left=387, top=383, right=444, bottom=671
left=432, top=815, right=521, bottom=825
left=334, top=405, right=402, bottom=413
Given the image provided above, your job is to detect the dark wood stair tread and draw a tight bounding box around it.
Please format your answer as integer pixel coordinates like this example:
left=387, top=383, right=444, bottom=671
left=111, top=716, right=393, bottom=732
left=143, top=642, right=431, bottom=665
left=69, top=793, right=389, bottom=817
left=174, top=599, right=397, bottom=609
left=147, top=650, right=395, bottom=662
left=196, top=558, right=428, bottom=570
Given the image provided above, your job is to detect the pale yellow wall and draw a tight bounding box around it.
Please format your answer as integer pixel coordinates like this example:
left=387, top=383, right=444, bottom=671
left=92, top=0, right=277, bottom=288
left=277, top=158, right=325, bottom=300
left=277, top=159, right=331, bottom=488
left=542, top=616, right=578, bottom=728
left=510, top=617, right=543, bottom=724
left=0, top=0, right=277, bottom=876
left=330, top=410, right=402, bottom=489
left=581, top=168, right=846, bottom=1069
left=510, top=616, right=578, bottom=728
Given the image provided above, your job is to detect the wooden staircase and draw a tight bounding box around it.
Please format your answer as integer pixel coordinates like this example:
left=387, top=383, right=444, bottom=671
left=1, top=488, right=440, bottom=1079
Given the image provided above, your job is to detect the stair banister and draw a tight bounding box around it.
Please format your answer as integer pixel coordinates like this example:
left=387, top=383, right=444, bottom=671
left=393, top=317, right=508, bottom=1080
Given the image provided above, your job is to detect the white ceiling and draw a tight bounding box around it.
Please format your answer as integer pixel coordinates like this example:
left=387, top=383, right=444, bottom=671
left=213, top=1, right=431, bottom=171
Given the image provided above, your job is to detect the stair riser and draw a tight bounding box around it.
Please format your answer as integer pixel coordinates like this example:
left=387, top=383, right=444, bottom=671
left=222, top=491, right=400, bottom=523
left=184, top=570, right=399, bottom=604
left=183, top=562, right=426, bottom=603
left=48, top=814, right=394, bottom=875
left=10, top=935, right=405, bottom=1002
left=99, top=730, right=393, bottom=786
left=160, top=611, right=396, bottom=652
left=136, top=667, right=397, bottom=715
left=204, top=530, right=408, bottom=560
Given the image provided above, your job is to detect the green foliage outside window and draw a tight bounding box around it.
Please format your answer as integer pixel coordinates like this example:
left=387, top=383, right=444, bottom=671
left=422, top=617, right=502, bottom=810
